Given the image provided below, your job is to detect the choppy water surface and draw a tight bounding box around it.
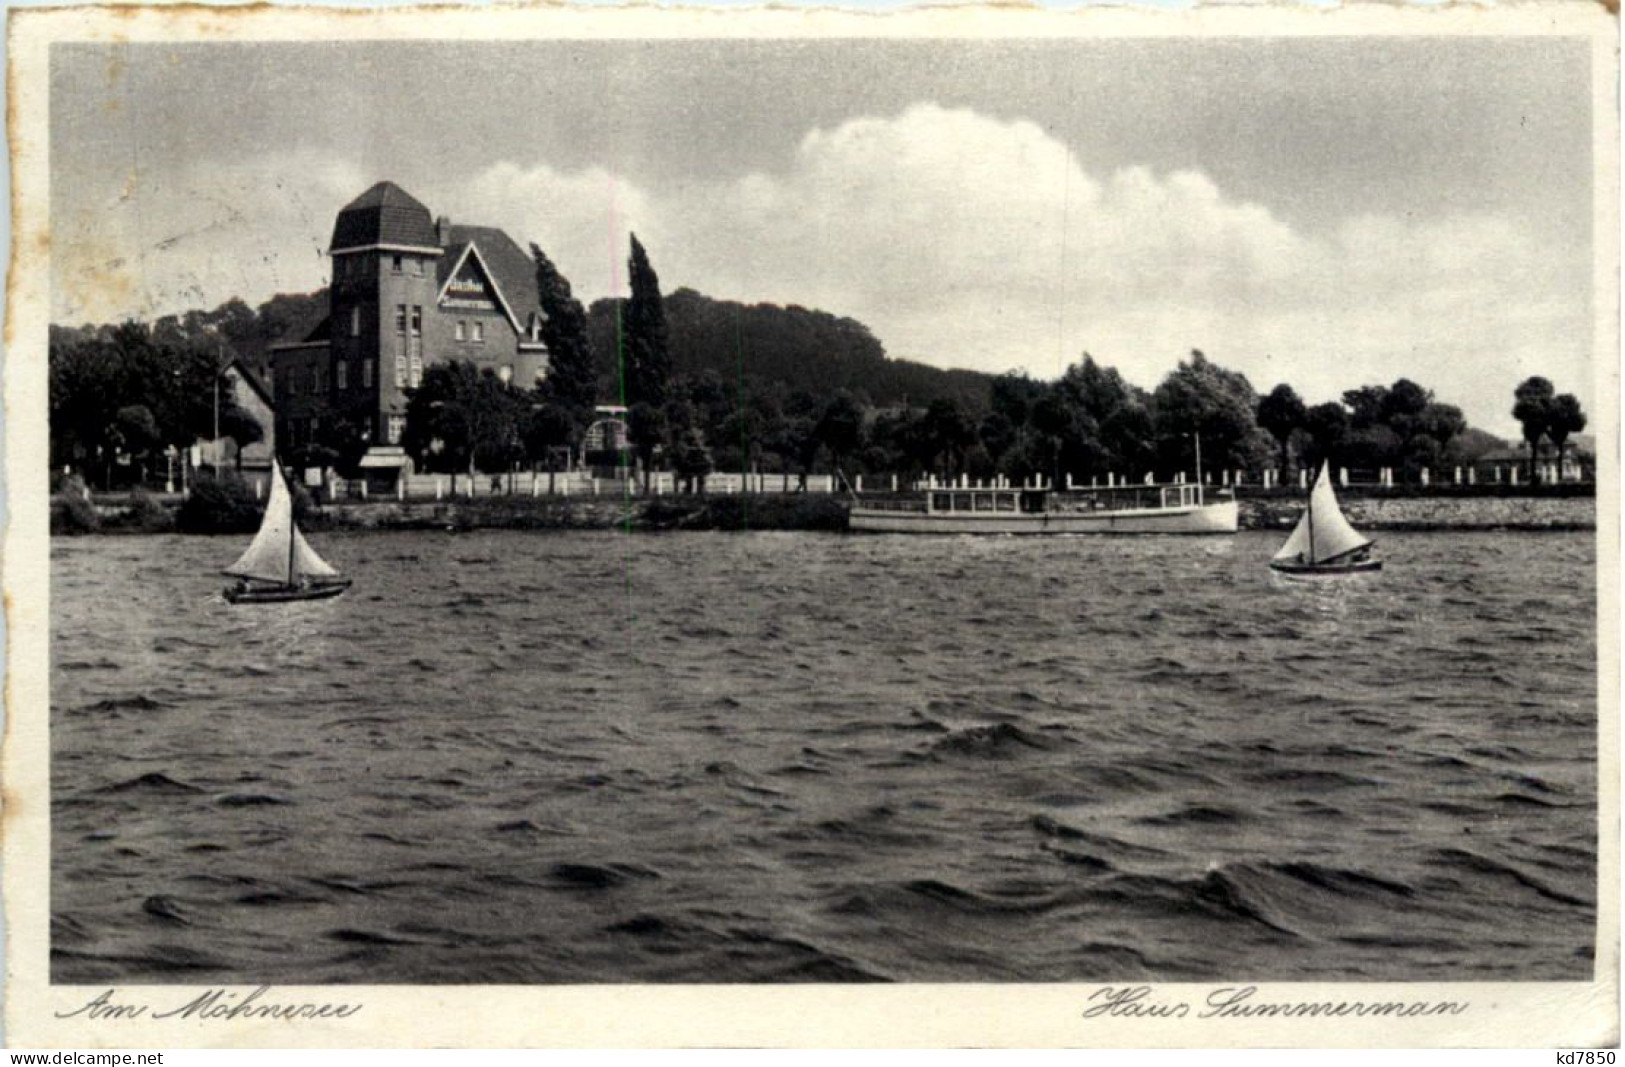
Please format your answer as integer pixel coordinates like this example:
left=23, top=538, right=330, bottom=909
left=52, top=530, right=1596, bottom=983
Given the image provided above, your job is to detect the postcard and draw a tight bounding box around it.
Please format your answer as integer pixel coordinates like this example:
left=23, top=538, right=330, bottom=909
left=5, top=1, right=1618, bottom=1048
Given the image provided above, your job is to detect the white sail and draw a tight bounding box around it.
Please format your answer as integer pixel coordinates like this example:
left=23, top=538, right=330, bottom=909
left=291, top=526, right=340, bottom=579
left=224, top=461, right=342, bottom=583
left=224, top=461, right=295, bottom=582
left=1273, top=462, right=1371, bottom=564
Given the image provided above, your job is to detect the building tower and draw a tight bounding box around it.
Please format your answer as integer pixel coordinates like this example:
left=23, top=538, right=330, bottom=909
left=328, top=182, right=443, bottom=446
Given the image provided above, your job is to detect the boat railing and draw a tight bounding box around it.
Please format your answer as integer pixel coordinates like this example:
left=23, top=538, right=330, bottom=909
left=851, top=480, right=1232, bottom=515
left=852, top=496, right=929, bottom=513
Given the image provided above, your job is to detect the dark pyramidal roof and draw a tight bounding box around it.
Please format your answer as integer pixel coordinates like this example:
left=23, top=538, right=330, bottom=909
left=331, top=181, right=438, bottom=250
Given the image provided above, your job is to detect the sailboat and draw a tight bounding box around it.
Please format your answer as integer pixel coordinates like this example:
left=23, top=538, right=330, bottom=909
left=222, top=459, right=351, bottom=604
left=1269, top=460, right=1382, bottom=576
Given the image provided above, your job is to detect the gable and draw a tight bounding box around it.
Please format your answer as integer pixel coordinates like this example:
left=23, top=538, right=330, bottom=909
left=441, top=248, right=502, bottom=313
left=437, top=242, right=522, bottom=333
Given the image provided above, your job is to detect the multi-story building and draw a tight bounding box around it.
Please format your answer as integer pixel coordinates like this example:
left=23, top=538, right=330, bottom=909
left=269, top=181, right=550, bottom=479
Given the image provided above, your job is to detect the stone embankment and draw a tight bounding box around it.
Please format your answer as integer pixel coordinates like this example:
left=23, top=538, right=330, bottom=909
left=1239, top=493, right=1594, bottom=532
left=62, top=486, right=1595, bottom=535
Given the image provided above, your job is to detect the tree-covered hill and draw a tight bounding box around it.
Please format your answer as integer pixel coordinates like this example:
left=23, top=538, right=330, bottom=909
left=586, top=288, right=993, bottom=413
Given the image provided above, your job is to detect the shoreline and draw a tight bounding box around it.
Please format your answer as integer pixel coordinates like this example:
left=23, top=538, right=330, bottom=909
left=56, top=489, right=1597, bottom=535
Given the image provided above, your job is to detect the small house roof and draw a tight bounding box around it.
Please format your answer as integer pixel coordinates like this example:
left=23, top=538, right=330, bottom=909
left=224, top=358, right=274, bottom=409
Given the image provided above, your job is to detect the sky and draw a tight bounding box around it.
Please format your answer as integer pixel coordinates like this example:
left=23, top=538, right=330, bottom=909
left=50, top=37, right=1596, bottom=435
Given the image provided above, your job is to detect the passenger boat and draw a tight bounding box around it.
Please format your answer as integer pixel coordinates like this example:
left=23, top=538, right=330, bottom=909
left=222, top=459, right=352, bottom=604
left=847, top=480, right=1238, bottom=535
left=1268, top=461, right=1381, bottom=576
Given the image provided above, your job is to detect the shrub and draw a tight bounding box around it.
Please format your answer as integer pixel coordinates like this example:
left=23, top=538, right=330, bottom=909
left=118, top=488, right=174, bottom=533
left=175, top=472, right=262, bottom=534
left=50, top=494, right=101, bottom=534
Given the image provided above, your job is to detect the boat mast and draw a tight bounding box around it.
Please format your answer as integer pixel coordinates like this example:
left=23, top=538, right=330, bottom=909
left=1307, top=466, right=1316, bottom=564
left=283, top=462, right=296, bottom=587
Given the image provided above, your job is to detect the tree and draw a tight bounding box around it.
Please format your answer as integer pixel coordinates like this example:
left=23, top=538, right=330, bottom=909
left=532, top=243, right=598, bottom=430
left=627, top=402, right=668, bottom=494
left=403, top=361, right=524, bottom=491
left=1256, top=384, right=1307, bottom=476
left=1150, top=350, right=1273, bottom=480
left=523, top=402, right=578, bottom=494
left=1301, top=402, right=1351, bottom=471
left=623, top=234, right=672, bottom=410
left=920, top=397, right=976, bottom=478
left=671, top=426, right=714, bottom=493
left=1547, top=393, right=1587, bottom=479
left=815, top=392, right=865, bottom=476
left=1379, top=378, right=1431, bottom=440
left=1512, top=376, right=1555, bottom=483
left=1342, top=385, right=1389, bottom=429
left=111, top=405, right=163, bottom=486
left=1028, top=391, right=1076, bottom=485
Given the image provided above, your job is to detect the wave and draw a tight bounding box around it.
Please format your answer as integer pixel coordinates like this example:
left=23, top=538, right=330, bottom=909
left=97, top=772, right=203, bottom=795
left=924, top=723, right=1061, bottom=759
left=1139, top=803, right=1247, bottom=826
left=548, top=862, right=662, bottom=890
left=1426, top=848, right=1593, bottom=908
left=75, top=695, right=166, bottom=715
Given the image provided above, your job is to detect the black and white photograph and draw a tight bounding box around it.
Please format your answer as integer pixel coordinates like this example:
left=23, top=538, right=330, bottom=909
left=5, top=2, right=1617, bottom=1048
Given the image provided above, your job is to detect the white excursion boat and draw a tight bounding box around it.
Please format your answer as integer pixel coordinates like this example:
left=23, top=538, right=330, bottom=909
left=848, top=481, right=1238, bottom=535
left=222, top=459, right=352, bottom=604
left=1268, top=460, right=1381, bottom=577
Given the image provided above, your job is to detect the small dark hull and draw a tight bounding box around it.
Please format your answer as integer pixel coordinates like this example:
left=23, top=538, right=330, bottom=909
left=1268, top=559, right=1383, bottom=577
left=224, top=579, right=352, bottom=604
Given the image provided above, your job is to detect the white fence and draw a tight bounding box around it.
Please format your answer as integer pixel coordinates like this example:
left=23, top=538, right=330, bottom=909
left=318, top=469, right=839, bottom=501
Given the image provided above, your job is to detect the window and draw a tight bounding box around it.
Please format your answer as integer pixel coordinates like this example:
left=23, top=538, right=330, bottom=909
left=387, top=415, right=406, bottom=444
left=392, top=254, right=403, bottom=273
left=395, top=355, right=407, bottom=389
left=336, top=360, right=348, bottom=390
left=528, top=312, right=542, bottom=341
left=410, top=306, right=422, bottom=336
left=350, top=306, right=361, bottom=337
left=455, top=320, right=466, bottom=341
left=471, top=321, right=484, bottom=343
left=288, top=368, right=300, bottom=396
left=312, top=365, right=325, bottom=394
left=410, top=257, right=423, bottom=277
left=362, top=358, right=374, bottom=388
left=395, top=305, right=407, bottom=333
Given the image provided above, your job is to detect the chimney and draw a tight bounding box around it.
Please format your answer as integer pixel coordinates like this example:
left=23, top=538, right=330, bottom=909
left=436, top=215, right=451, bottom=245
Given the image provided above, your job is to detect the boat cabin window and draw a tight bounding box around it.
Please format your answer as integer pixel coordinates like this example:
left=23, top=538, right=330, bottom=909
left=996, top=493, right=1016, bottom=512
left=1020, top=491, right=1046, bottom=514
left=931, top=493, right=951, bottom=513
left=973, top=493, right=993, bottom=512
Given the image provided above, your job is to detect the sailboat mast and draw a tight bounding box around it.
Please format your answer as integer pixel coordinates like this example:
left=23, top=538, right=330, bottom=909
left=283, top=463, right=297, bottom=586
left=1307, top=467, right=1316, bottom=564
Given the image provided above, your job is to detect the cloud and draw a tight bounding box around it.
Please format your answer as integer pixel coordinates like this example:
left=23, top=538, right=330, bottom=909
left=55, top=104, right=1591, bottom=435
left=481, top=104, right=1586, bottom=432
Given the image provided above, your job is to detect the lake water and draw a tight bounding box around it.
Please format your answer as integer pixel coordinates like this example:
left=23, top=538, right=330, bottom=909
left=51, top=529, right=1597, bottom=983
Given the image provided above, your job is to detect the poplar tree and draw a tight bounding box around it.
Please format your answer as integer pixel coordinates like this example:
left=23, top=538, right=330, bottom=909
left=530, top=244, right=599, bottom=424
left=623, top=234, right=672, bottom=488
left=624, top=234, right=671, bottom=409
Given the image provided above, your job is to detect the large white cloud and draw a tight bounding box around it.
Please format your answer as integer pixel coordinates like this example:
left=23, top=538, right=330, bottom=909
left=55, top=104, right=1591, bottom=435
left=466, top=104, right=1588, bottom=433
